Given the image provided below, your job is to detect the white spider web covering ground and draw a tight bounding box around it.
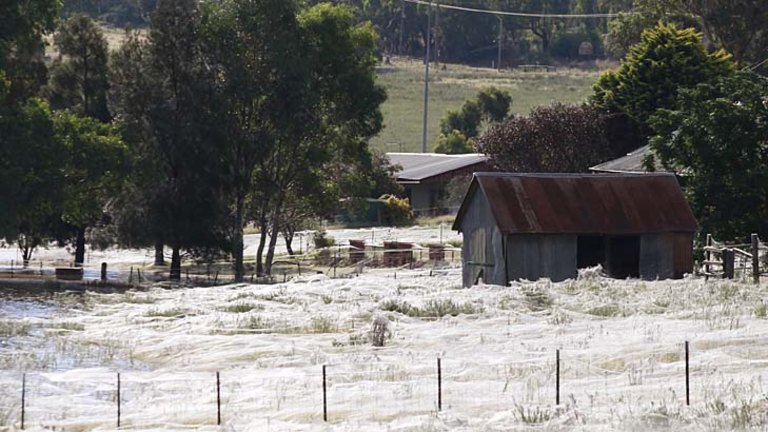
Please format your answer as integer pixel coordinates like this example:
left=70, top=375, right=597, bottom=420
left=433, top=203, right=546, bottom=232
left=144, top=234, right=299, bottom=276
left=1, top=227, right=768, bottom=431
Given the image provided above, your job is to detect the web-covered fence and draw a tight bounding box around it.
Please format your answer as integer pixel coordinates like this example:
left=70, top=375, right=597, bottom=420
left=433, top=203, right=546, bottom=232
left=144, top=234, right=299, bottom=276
left=4, top=340, right=761, bottom=430
left=702, top=233, right=767, bottom=282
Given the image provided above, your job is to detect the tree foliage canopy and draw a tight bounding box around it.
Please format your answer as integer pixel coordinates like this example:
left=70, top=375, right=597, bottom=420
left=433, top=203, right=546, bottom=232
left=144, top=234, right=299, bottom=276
left=606, top=0, right=768, bottom=69
left=592, top=22, right=734, bottom=128
left=477, top=103, right=630, bottom=173
left=48, top=15, right=111, bottom=122
left=649, top=72, right=768, bottom=239
left=435, top=87, right=511, bottom=154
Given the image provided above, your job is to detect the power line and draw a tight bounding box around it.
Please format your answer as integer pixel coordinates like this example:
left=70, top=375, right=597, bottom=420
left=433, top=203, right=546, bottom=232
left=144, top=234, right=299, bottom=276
left=746, top=55, right=768, bottom=72
left=403, top=0, right=632, bottom=19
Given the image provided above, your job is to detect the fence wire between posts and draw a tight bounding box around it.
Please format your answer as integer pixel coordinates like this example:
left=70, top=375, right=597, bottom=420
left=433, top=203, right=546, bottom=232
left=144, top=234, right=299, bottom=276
left=1, top=341, right=731, bottom=429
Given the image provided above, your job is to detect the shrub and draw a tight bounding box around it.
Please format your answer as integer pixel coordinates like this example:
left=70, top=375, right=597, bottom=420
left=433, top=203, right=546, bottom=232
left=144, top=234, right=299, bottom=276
left=434, top=129, right=473, bottom=154
left=313, top=230, right=335, bottom=248
left=380, top=194, right=414, bottom=226
left=370, top=316, right=391, bottom=347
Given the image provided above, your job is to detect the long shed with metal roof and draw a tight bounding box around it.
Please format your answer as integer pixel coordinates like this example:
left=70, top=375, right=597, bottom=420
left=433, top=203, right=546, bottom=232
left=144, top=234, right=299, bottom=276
left=386, top=153, right=489, bottom=215
left=452, top=173, right=698, bottom=287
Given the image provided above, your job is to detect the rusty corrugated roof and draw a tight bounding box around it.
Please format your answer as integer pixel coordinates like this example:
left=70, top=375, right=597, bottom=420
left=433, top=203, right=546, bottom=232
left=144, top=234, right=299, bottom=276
left=452, top=173, right=697, bottom=234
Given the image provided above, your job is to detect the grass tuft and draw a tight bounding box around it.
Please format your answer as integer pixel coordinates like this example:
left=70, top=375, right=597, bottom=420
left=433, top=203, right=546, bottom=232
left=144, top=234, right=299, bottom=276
left=220, top=302, right=263, bottom=313
left=145, top=307, right=187, bottom=318
left=0, top=320, right=31, bottom=337
left=515, top=403, right=552, bottom=424
left=380, top=299, right=482, bottom=318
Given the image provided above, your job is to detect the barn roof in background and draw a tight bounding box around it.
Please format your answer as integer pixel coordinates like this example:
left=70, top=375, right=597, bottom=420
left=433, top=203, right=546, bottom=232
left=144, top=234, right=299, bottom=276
left=386, top=152, right=488, bottom=184
left=589, top=145, right=670, bottom=174
left=453, top=172, right=697, bottom=234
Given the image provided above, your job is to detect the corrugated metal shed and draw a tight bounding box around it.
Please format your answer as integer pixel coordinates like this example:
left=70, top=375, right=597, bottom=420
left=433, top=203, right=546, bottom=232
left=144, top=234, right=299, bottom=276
left=386, top=153, right=488, bottom=184
left=453, top=173, right=697, bottom=235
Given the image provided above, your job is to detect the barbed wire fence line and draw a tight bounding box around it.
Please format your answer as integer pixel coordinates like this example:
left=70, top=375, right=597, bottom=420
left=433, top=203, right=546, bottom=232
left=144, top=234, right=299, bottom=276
left=4, top=340, right=763, bottom=430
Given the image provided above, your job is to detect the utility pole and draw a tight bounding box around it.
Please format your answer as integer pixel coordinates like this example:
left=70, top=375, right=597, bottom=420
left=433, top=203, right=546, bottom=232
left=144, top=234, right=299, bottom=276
left=497, top=15, right=503, bottom=71
left=399, top=0, right=405, bottom=55
left=434, top=0, right=440, bottom=67
left=421, top=0, right=432, bottom=153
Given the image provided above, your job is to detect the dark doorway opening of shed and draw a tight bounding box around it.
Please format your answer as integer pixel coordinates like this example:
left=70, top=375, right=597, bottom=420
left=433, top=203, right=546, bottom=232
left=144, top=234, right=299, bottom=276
left=577, top=236, right=605, bottom=269
left=607, top=236, right=640, bottom=278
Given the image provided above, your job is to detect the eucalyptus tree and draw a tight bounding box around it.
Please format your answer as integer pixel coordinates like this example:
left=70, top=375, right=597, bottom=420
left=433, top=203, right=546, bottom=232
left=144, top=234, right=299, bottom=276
left=0, top=0, right=61, bottom=261
left=55, top=112, right=129, bottom=265
left=199, top=0, right=305, bottom=280
left=200, top=1, right=386, bottom=277
left=111, top=0, right=229, bottom=279
left=258, top=3, right=385, bottom=275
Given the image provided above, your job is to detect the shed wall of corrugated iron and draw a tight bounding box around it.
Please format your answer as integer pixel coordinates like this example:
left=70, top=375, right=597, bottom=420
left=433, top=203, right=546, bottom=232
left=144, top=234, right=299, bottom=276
left=673, top=233, right=694, bottom=278
left=458, top=185, right=505, bottom=287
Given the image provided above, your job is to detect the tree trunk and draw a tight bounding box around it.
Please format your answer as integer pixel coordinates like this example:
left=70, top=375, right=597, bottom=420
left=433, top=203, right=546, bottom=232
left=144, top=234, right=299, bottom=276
left=233, top=195, right=245, bottom=282
left=284, top=229, right=294, bottom=256
left=170, top=245, right=181, bottom=281
left=18, top=235, right=35, bottom=267
left=265, top=212, right=281, bottom=276
left=154, top=239, right=165, bottom=266
left=255, top=209, right=268, bottom=276
left=265, top=195, right=285, bottom=276
left=74, top=227, right=86, bottom=267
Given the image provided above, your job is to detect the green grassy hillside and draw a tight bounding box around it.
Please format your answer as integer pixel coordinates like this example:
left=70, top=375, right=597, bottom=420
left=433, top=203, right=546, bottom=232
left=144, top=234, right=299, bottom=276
left=371, top=57, right=609, bottom=153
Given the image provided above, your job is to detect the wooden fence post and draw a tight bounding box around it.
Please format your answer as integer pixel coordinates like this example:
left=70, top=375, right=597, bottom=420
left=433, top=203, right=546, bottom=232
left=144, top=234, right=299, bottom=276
left=437, top=358, right=442, bottom=412
left=555, top=349, right=560, bottom=406
left=322, top=365, right=328, bottom=422
left=752, top=234, right=760, bottom=284
left=216, top=372, right=221, bottom=425
left=705, top=234, right=712, bottom=279
left=685, top=341, right=690, bottom=406
left=723, top=248, right=735, bottom=279
left=21, top=372, right=25, bottom=430
left=117, top=373, right=121, bottom=428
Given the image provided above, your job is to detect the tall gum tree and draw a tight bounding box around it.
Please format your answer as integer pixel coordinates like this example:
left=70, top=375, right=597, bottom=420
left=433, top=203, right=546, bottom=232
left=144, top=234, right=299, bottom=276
left=111, top=0, right=228, bottom=280
left=200, top=0, right=306, bottom=280
left=260, top=3, right=386, bottom=275
left=200, top=1, right=386, bottom=278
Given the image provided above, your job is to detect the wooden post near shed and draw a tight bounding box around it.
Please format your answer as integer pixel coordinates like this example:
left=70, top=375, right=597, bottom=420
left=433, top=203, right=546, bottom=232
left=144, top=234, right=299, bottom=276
left=752, top=234, right=760, bottom=284
left=704, top=234, right=712, bottom=279
left=723, top=248, right=735, bottom=279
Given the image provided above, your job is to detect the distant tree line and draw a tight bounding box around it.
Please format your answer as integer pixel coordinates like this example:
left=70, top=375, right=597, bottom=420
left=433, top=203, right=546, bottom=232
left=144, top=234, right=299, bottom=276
left=1, top=0, right=400, bottom=279
left=61, top=0, right=768, bottom=69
